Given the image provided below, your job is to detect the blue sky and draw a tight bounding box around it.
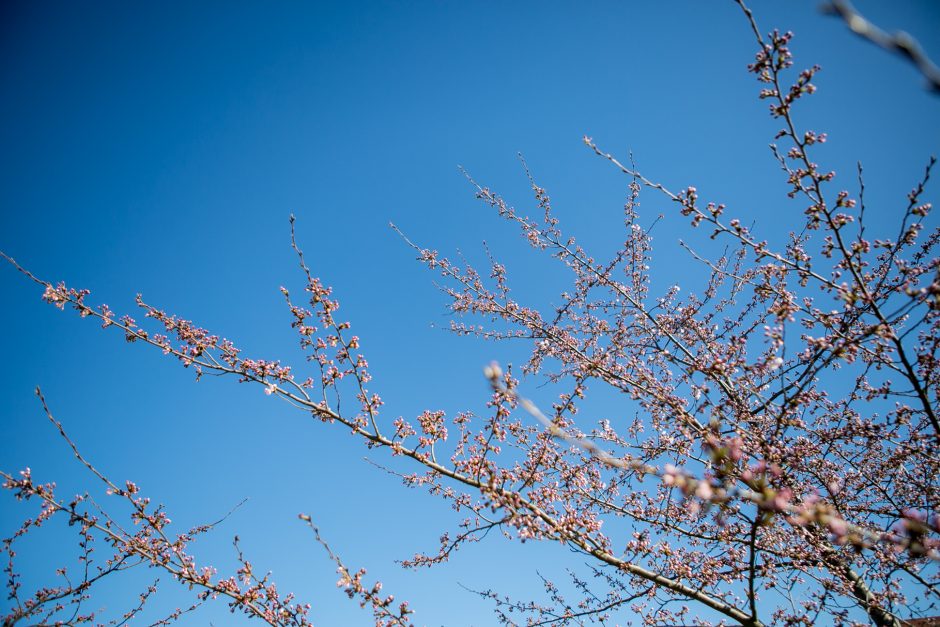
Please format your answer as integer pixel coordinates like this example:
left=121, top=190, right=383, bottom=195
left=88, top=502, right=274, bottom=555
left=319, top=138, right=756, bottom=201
left=1, top=1, right=939, bottom=624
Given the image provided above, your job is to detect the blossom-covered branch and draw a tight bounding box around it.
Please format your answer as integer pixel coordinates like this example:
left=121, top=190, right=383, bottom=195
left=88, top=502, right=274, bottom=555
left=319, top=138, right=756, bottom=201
left=2, top=388, right=316, bottom=626
left=2, top=1, right=938, bottom=625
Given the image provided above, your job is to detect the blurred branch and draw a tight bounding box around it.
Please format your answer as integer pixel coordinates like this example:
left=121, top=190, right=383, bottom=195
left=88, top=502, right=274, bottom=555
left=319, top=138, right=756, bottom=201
left=820, top=0, right=940, bottom=93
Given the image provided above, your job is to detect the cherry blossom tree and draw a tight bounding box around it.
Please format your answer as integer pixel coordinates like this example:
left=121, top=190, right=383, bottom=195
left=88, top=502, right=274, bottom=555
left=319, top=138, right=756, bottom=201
left=2, top=2, right=938, bottom=625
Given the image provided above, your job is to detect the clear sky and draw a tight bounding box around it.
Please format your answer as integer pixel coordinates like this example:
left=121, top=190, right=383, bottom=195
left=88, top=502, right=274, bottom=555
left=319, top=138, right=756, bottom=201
left=1, top=1, right=939, bottom=624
